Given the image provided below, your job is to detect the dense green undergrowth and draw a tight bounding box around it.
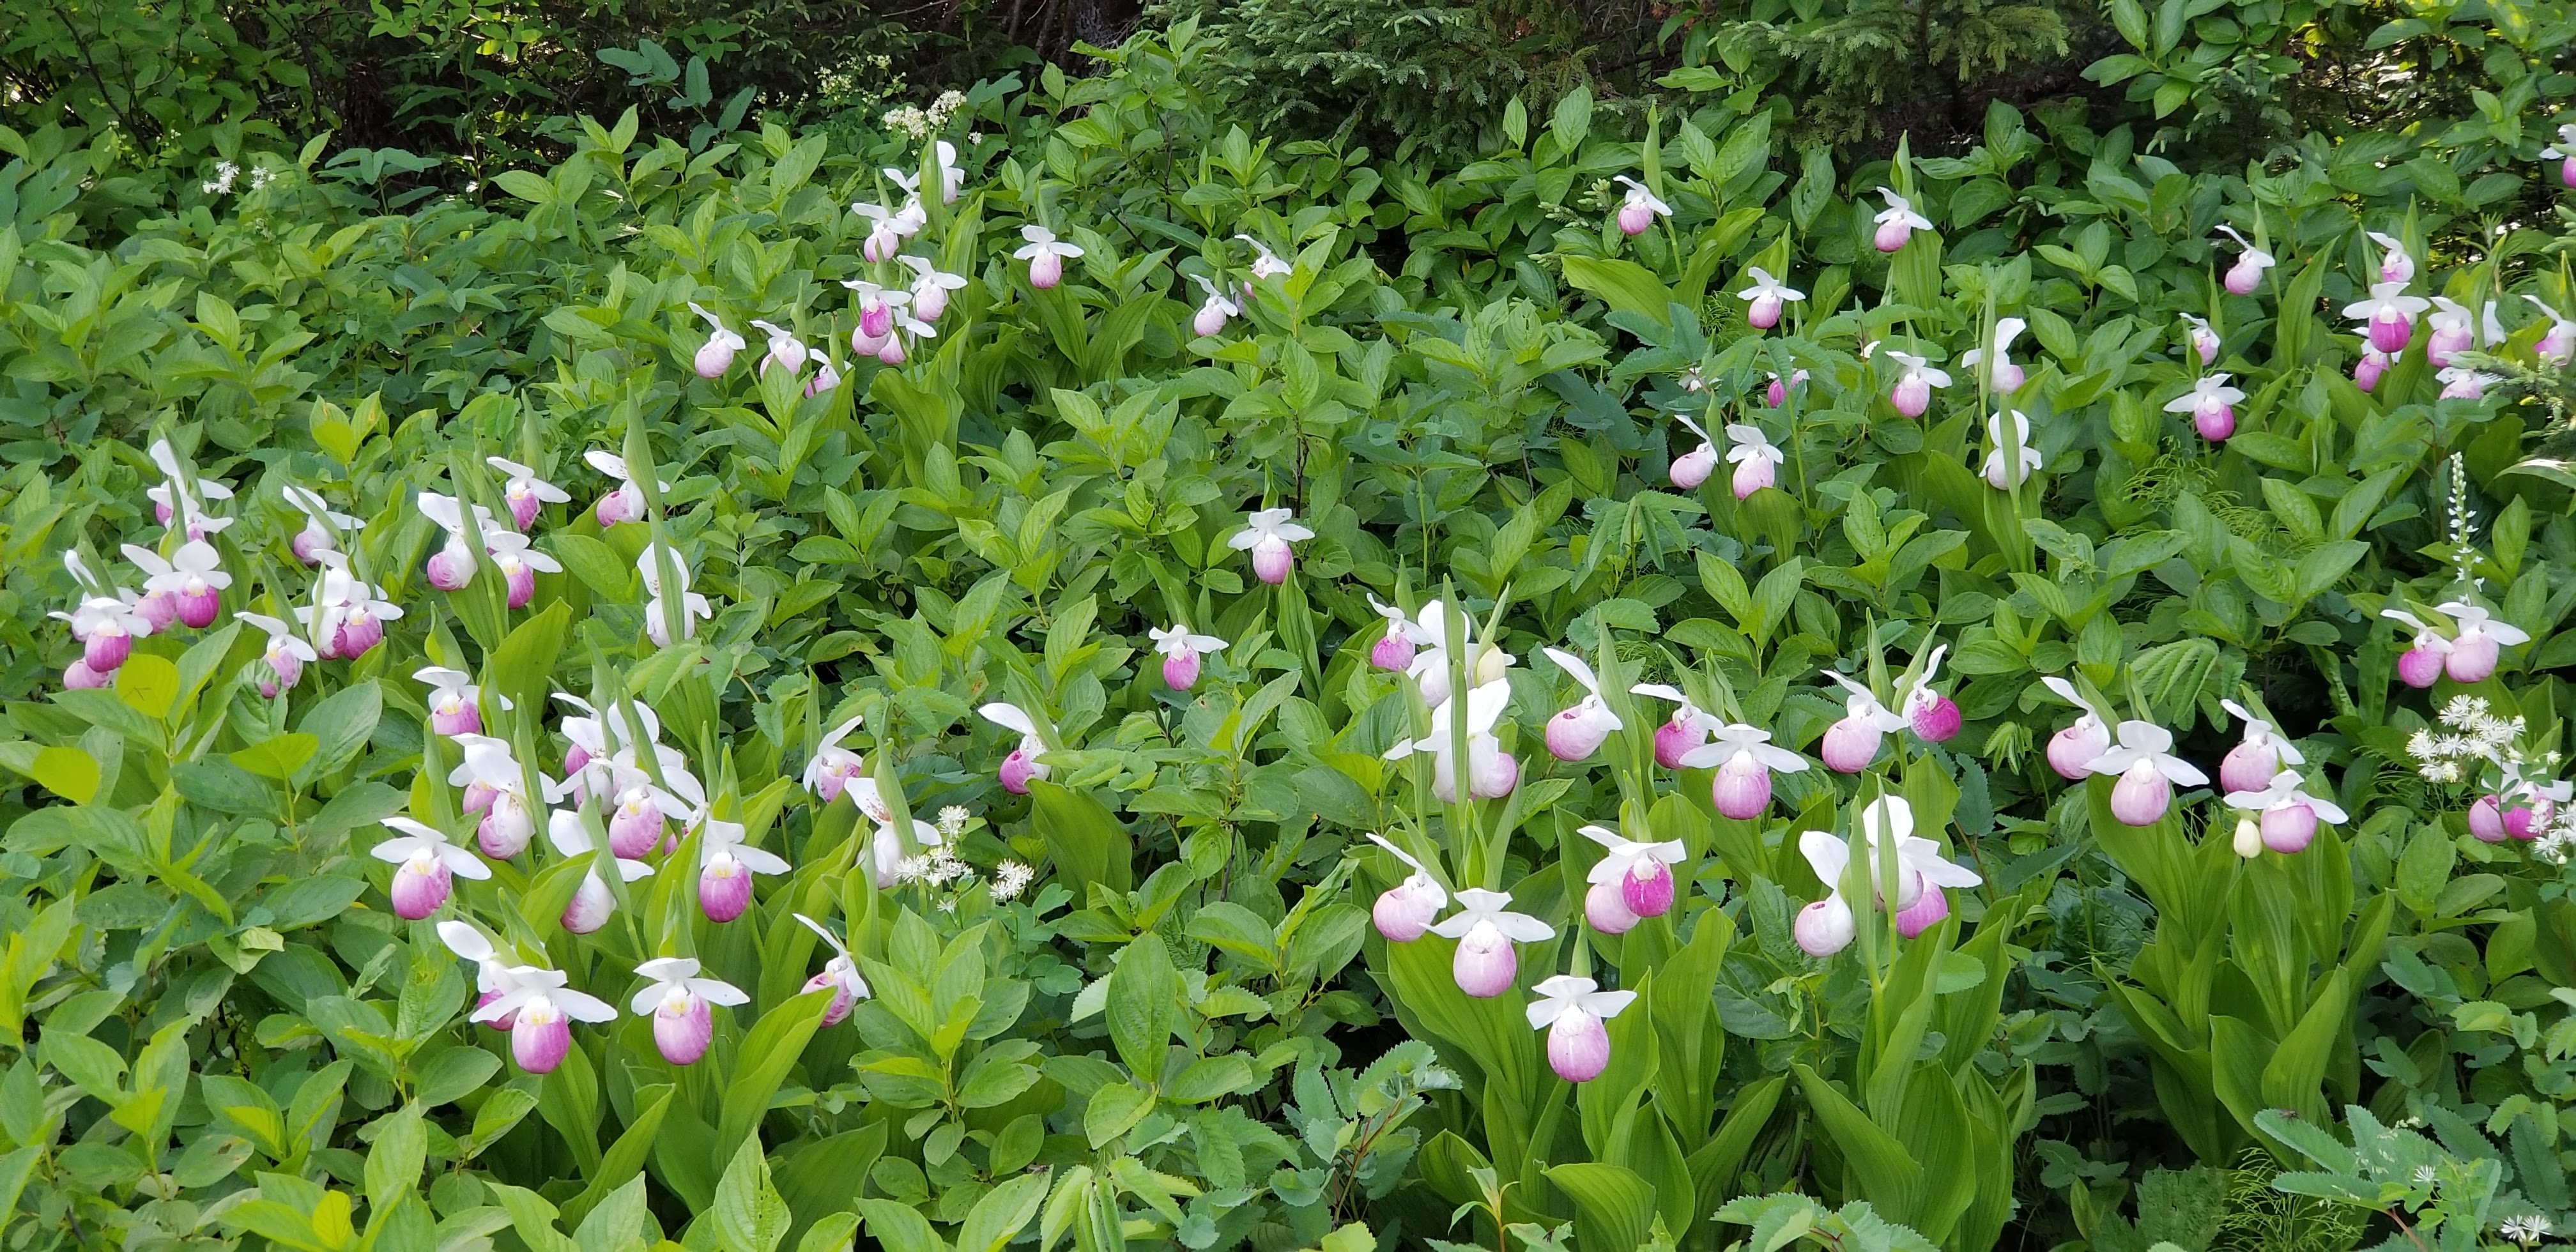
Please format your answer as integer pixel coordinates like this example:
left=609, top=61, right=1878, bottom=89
left=2, top=8, right=2576, bottom=1252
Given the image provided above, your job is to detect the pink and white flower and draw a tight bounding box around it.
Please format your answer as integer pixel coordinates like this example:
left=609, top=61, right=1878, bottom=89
left=1579, top=823, right=1688, bottom=921
left=980, top=702, right=1052, bottom=793
left=1862, top=797, right=1984, bottom=937
left=416, top=666, right=494, bottom=738
left=1364, top=833, right=1448, bottom=942
left=2365, top=232, right=2416, bottom=285
left=2223, top=768, right=2347, bottom=855
left=1982, top=409, right=2043, bottom=489
left=1818, top=671, right=1909, bottom=772
left=1229, top=507, right=1314, bottom=584
left=2086, top=721, right=2209, bottom=826
left=2354, top=335, right=2393, bottom=392
left=486, top=457, right=570, bottom=530
left=2180, top=314, right=2220, bottom=366
left=2040, top=676, right=2113, bottom=780
left=1960, top=318, right=2028, bottom=392
left=146, top=439, right=234, bottom=541
left=2434, top=600, right=2529, bottom=682
left=630, top=957, right=748, bottom=1066
left=1368, top=595, right=1425, bottom=671
left=1680, top=723, right=1808, bottom=819
left=582, top=450, right=665, bottom=528
left=1538, top=647, right=1624, bottom=763
left=1630, top=683, right=1712, bottom=768
left=417, top=493, right=480, bottom=591
left=2427, top=297, right=2476, bottom=367
left=1613, top=176, right=1671, bottom=236
left=845, top=777, right=943, bottom=885
left=636, top=545, right=713, bottom=647
left=2214, top=225, right=2274, bottom=295
left=2218, top=699, right=2304, bottom=795
left=470, top=966, right=616, bottom=1074
left=1873, top=188, right=1933, bottom=252
left=897, top=256, right=967, bottom=322
left=1236, top=234, right=1292, bottom=282
left=793, top=913, right=873, bottom=1026
left=1737, top=268, right=1804, bottom=330
left=686, top=303, right=746, bottom=378
left=544, top=807, right=656, bottom=934
left=125, top=541, right=231, bottom=629
left=851, top=201, right=906, bottom=262
left=1668, top=413, right=1719, bottom=490
left=1384, top=679, right=1517, bottom=803
left=482, top=528, right=560, bottom=609
left=2545, top=125, right=2576, bottom=189
left=1427, top=888, right=1554, bottom=996
left=2165, top=374, right=2244, bottom=442
left=2437, top=366, right=2497, bottom=401
left=1406, top=600, right=1514, bottom=710
left=1900, top=643, right=1960, bottom=742
left=749, top=320, right=811, bottom=378
left=454, top=737, right=536, bottom=858
left=1149, top=623, right=1229, bottom=691
left=1725, top=424, right=1785, bottom=500
left=52, top=554, right=150, bottom=673
left=2344, top=282, right=2430, bottom=355
left=438, top=921, right=526, bottom=1030
left=1014, top=225, right=1085, bottom=289
left=295, top=554, right=403, bottom=660
left=371, top=816, right=489, bottom=919
left=1188, top=275, right=1241, bottom=338
left=2382, top=608, right=2454, bottom=687
left=840, top=280, right=908, bottom=356
left=236, top=612, right=316, bottom=697
left=2524, top=295, right=2576, bottom=365
left=1886, top=351, right=1950, bottom=418
left=802, top=714, right=868, bottom=804
left=1793, top=830, right=1860, bottom=956
left=1764, top=370, right=1807, bottom=408
left=280, top=484, right=362, bottom=565
left=1526, top=975, right=1637, bottom=1083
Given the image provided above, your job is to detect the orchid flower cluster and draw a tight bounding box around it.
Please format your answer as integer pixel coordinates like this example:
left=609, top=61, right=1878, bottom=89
left=2406, top=696, right=2576, bottom=857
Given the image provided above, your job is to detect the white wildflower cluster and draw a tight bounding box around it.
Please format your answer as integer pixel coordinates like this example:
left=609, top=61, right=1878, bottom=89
left=2407, top=696, right=2526, bottom=783
left=2501, top=1215, right=2551, bottom=1246
left=201, top=161, right=275, bottom=195
left=992, top=860, right=1034, bottom=901
left=2445, top=452, right=2479, bottom=588
left=890, top=845, right=970, bottom=888
left=882, top=91, right=969, bottom=141
left=937, top=804, right=971, bottom=838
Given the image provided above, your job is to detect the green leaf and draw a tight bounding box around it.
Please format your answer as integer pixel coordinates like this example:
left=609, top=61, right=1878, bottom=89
left=493, top=169, right=556, bottom=203
left=713, top=1136, right=792, bottom=1252
left=1083, top=1082, right=1153, bottom=1149
left=231, top=733, right=319, bottom=781
left=296, top=680, right=381, bottom=777
left=1546, top=1162, right=1655, bottom=1252
left=713, top=988, right=831, bottom=1173
left=957, top=1173, right=1050, bottom=1252
left=1107, top=934, right=1175, bottom=1081
left=1026, top=780, right=1133, bottom=896
left=1559, top=257, right=1675, bottom=326
left=854, top=1198, right=951, bottom=1252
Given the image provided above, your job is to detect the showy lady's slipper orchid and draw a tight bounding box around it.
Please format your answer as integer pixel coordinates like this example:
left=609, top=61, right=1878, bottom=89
left=1406, top=601, right=1515, bottom=710
left=749, top=321, right=810, bottom=378
left=455, top=737, right=537, bottom=858
left=417, top=493, right=480, bottom=591
left=416, top=666, right=493, bottom=737
left=2219, top=699, right=2304, bottom=795
left=1725, top=425, right=1786, bottom=500
left=897, top=255, right=967, bottom=322
left=1229, top=507, right=1314, bottom=584
left=1188, top=275, right=1241, bottom=337
left=793, top=913, right=873, bottom=1026
left=1961, top=317, right=2029, bottom=392
left=636, top=546, right=712, bottom=647
left=1680, top=724, right=1809, bottom=819
left=2366, top=232, right=2416, bottom=284
left=438, top=921, right=527, bottom=1030
left=2544, top=125, right=2576, bottom=188
left=1386, top=679, right=1517, bottom=803
left=1873, top=188, right=1933, bottom=252
left=1368, top=595, right=1425, bottom=671
left=1983, top=410, right=2044, bottom=489
left=2181, top=314, right=2220, bottom=366
left=1150, top=623, right=1229, bottom=691
left=2354, top=334, right=2393, bottom=392
left=2041, top=677, right=2113, bottom=779
left=1794, top=830, right=1859, bottom=956
left=1677, top=365, right=1708, bottom=393
left=2345, top=282, right=2430, bottom=355
left=1886, top=351, right=1950, bottom=418
left=2223, top=768, right=2348, bottom=855
left=805, top=353, right=843, bottom=396
left=931, top=140, right=964, bottom=202
left=546, top=808, right=655, bottom=934
left=148, top=439, right=234, bottom=540
left=548, top=692, right=660, bottom=802
left=1818, top=671, right=1909, bottom=772
left=880, top=309, right=939, bottom=365
left=2437, top=367, right=2497, bottom=401
left=1763, top=369, right=1808, bottom=408
left=486, top=457, right=570, bottom=529
left=125, top=541, right=230, bottom=628
left=841, top=280, right=907, bottom=354
left=802, top=714, right=868, bottom=803
left=1538, top=647, right=1625, bottom=763
left=52, top=551, right=148, bottom=675
left=1237, top=235, right=1292, bottom=281
left=481, top=529, right=560, bottom=609
left=299, top=554, right=402, bottom=660
left=980, top=702, right=1051, bottom=793
left=852, top=201, right=905, bottom=261
left=2381, top=608, right=2453, bottom=687
left=1865, top=797, right=1986, bottom=936
left=1737, top=268, right=1804, bottom=329
left=583, top=450, right=665, bottom=528
left=1365, top=833, right=1450, bottom=941
left=282, top=484, right=361, bottom=565
left=2434, top=599, right=2528, bottom=682
left=630, top=958, right=747, bottom=1066
left=1427, top=888, right=1554, bottom=997
left=1613, top=176, right=1671, bottom=236
left=1015, top=225, right=1085, bottom=289
left=1579, top=823, right=1689, bottom=926
left=371, top=817, right=488, bottom=919
left=2214, top=225, right=2274, bottom=294
left=2427, top=297, right=2476, bottom=367
left=601, top=751, right=703, bottom=859
left=1668, top=413, right=1719, bottom=490
left=2471, top=770, right=2568, bottom=843
left=1899, top=644, right=1961, bottom=742
left=2165, top=374, right=2245, bottom=441
left=2525, top=295, right=2576, bottom=365
left=471, top=965, right=617, bottom=1075
left=847, top=778, right=944, bottom=885
left=1630, top=684, right=1713, bottom=768
left=1527, top=975, right=1638, bottom=1083
left=236, top=613, right=316, bottom=697
left=2086, top=721, right=2210, bottom=825
left=686, top=303, right=746, bottom=379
